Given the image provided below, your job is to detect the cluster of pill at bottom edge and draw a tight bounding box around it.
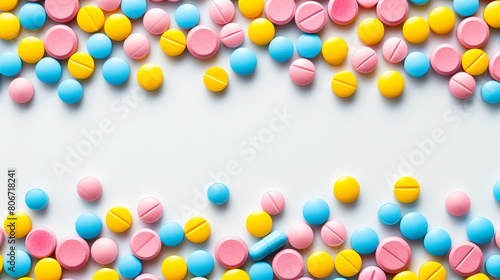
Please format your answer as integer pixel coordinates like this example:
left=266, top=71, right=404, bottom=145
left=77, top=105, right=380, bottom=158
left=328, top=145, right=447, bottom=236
left=3, top=176, right=500, bottom=280
left=1, top=0, right=500, bottom=105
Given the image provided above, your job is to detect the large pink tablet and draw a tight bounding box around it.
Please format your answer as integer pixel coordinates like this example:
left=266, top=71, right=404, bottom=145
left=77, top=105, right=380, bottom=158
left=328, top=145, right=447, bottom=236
left=143, top=8, right=170, bottom=35
left=352, top=47, right=378, bottom=74
left=375, top=237, right=411, bottom=274
left=449, top=241, right=483, bottom=276
left=209, top=0, right=235, bottom=25
left=137, top=197, right=163, bottom=223
left=124, top=33, right=151, bottom=60
left=44, top=25, right=78, bottom=60
left=9, top=78, right=34, bottom=104
left=220, top=23, right=244, bottom=48
left=295, top=1, right=327, bottom=33
left=77, top=177, right=102, bottom=201
left=321, top=220, right=346, bottom=246
left=376, top=0, right=408, bottom=26
left=187, top=25, right=220, bottom=59
left=430, top=44, right=462, bottom=76
left=45, top=0, right=79, bottom=23
left=357, top=0, right=378, bottom=8
left=26, top=228, right=57, bottom=258
left=328, top=0, right=359, bottom=25
left=288, top=223, right=314, bottom=250
left=261, top=191, right=285, bottom=215
left=97, top=0, right=121, bottom=12
left=91, top=237, right=118, bottom=264
left=56, top=236, right=90, bottom=270
left=489, top=51, right=500, bottom=82
left=130, top=229, right=162, bottom=260
left=289, top=58, right=316, bottom=86
left=457, top=17, right=489, bottom=49
left=266, top=0, right=296, bottom=25
left=215, top=236, right=248, bottom=269
left=382, top=37, right=408, bottom=63
left=135, top=274, right=161, bottom=280
left=273, top=249, right=305, bottom=280
left=359, top=266, right=387, bottom=280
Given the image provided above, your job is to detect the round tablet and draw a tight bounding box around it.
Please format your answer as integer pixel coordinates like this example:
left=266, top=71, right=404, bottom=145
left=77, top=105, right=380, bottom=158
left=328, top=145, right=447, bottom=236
left=45, top=0, right=79, bottom=23
left=187, top=25, right=220, bottom=59
left=97, top=0, right=121, bottom=11
left=188, top=250, right=214, bottom=277
left=307, top=251, right=334, bottom=278
left=161, top=29, right=186, bottom=56
left=161, top=255, right=188, bottom=280
left=230, top=48, right=257, bottom=76
left=496, top=230, right=500, bottom=248
left=106, top=206, right=132, bottom=233
left=400, top=212, right=428, bottom=240
left=86, top=33, right=112, bottom=59
left=0, top=230, right=4, bottom=247
left=303, top=198, right=329, bottom=225
left=4, top=211, right=31, bottom=238
left=462, top=49, right=488, bottom=76
left=130, top=229, right=162, bottom=260
left=351, top=227, right=379, bottom=254
left=321, top=220, right=346, bottom=246
left=136, top=274, right=161, bottom=280
left=382, top=37, right=408, bottom=63
left=238, top=0, right=265, bottom=18
left=118, top=254, right=142, bottom=278
left=449, top=241, right=483, bottom=276
left=467, top=217, right=494, bottom=245
left=207, top=183, right=230, bottom=204
left=104, top=14, right=132, bottom=41
left=91, top=237, right=118, bottom=264
left=4, top=250, right=31, bottom=277
left=393, top=271, right=418, bottom=280
left=272, top=249, right=305, bottom=280
left=423, top=229, right=452, bottom=256
left=404, top=51, right=430, bottom=77
left=332, top=71, right=357, bottom=98
left=204, top=67, right=228, bottom=92
left=379, top=71, right=405, bottom=98
left=137, top=197, right=163, bottom=223
left=215, top=236, right=248, bottom=269
left=289, top=58, right=315, bottom=86
left=376, top=237, right=411, bottom=273
left=359, top=266, right=386, bottom=280
left=445, top=191, right=471, bottom=215
left=394, top=177, right=419, bottom=203
left=322, top=37, right=348, bottom=65
left=9, top=78, right=34, bottom=104
left=19, top=3, right=46, bottom=30
left=103, top=57, right=130, bottom=85
left=328, top=0, right=358, bottom=25
left=428, top=6, right=455, bottom=34
left=490, top=51, right=500, bottom=82
left=248, top=18, right=275, bottom=46
left=36, top=57, right=62, bottom=84
left=335, top=249, right=362, bottom=277
left=184, top=217, right=210, bottom=243
left=296, top=34, right=321, bottom=59
left=419, top=262, right=446, bottom=280
left=352, top=47, right=378, bottom=74
left=121, top=0, right=147, bottom=19
left=55, top=236, right=90, bottom=270
left=124, top=33, right=150, bottom=60
left=220, top=23, right=244, bottom=48
left=486, top=255, right=500, bottom=277
left=34, top=258, right=62, bottom=280
left=0, top=52, right=22, bottom=77
left=160, top=222, right=184, bottom=246
left=333, top=176, right=360, bottom=203
left=261, top=191, right=285, bottom=215
left=26, top=228, right=57, bottom=258
left=68, top=52, right=95, bottom=79
left=75, top=212, right=102, bottom=239
left=288, top=223, right=314, bottom=249
left=449, top=72, right=475, bottom=99
left=249, top=262, right=273, bottom=280
left=358, top=17, right=384, bottom=45
left=222, top=269, right=250, bottom=280
left=137, top=63, right=163, bottom=91
left=376, top=0, right=408, bottom=26
left=482, top=81, right=500, bottom=104
left=269, top=36, right=294, bottom=62
left=93, top=268, right=120, bottom=280
left=246, top=210, right=272, bottom=237
left=143, top=8, right=170, bottom=35
left=0, top=0, right=17, bottom=11
left=18, top=36, right=45, bottom=64
left=378, top=203, right=401, bottom=225
left=175, top=4, right=200, bottom=29
left=77, top=5, right=105, bottom=33
left=402, top=17, right=429, bottom=44
left=453, top=0, right=478, bottom=17
left=77, top=177, right=102, bottom=201
left=58, top=79, right=83, bottom=104
left=209, top=0, right=235, bottom=25
left=430, top=44, right=462, bottom=76
left=295, top=1, right=327, bottom=33
left=265, top=0, right=296, bottom=25
left=457, top=17, right=489, bottom=49
left=44, top=25, right=78, bottom=60
left=0, top=12, right=19, bottom=40
left=484, top=1, right=500, bottom=28
left=25, top=189, right=47, bottom=211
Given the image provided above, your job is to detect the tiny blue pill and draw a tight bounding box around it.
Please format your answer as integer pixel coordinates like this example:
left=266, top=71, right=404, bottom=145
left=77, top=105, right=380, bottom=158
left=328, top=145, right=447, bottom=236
left=58, top=79, right=83, bottom=104
left=87, top=33, right=113, bottom=59
left=36, top=57, right=62, bottom=84
left=400, top=212, right=428, bottom=240
left=351, top=227, right=379, bottom=254
left=481, top=81, right=500, bottom=104
left=423, top=229, right=452, bottom=256
left=18, top=3, right=46, bottom=30
left=466, top=217, right=494, bottom=245
left=207, top=183, right=230, bottom=205
left=249, top=262, right=273, bottom=280
left=296, top=34, right=322, bottom=59
left=25, top=188, right=48, bottom=211
left=486, top=255, right=500, bottom=278
left=118, top=255, right=142, bottom=278
left=230, top=48, right=257, bottom=76
left=453, top=0, right=479, bottom=17
left=187, top=249, right=214, bottom=277
left=0, top=52, right=22, bottom=77
left=494, top=180, right=500, bottom=202
left=75, top=212, right=102, bottom=239
left=121, top=0, right=147, bottom=19
left=175, top=4, right=200, bottom=29
left=408, top=0, right=430, bottom=5
left=404, top=52, right=430, bottom=78
left=378, top=203, right=401, bottom=225
left=302, top=198, right=330, bottom=225
left=268, top=36, right=294, bottom=62
left=102, top=57, right=130, bottom=85
left=159, top=222, right=185, bottom=246
left=4, top=250, right=31, bottom=277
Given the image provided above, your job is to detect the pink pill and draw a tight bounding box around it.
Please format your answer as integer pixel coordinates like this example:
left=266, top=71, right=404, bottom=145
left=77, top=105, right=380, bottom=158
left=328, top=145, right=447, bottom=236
left=449, top=73, right=476, bottom=99
left=187, top=25, right=220, bottom=59
left=266, top=0, right=296, bottom=25
left=272, top=249, right=305, bottom=280
left=135, top=274, right=161, bottom=280
left=290, top=58, right=315, bottom=86
left=295, top=1, right=327, bottom=33
left=357, top=0, right=378, bottom=8
left=45, top=0, right=79, bottom=23
left=143, top=8, right=170, bottom=35
left=0, top=231, right=4, bottom=247
left=9, top=78, right=34, bottom=104
left=215, top=236, right=248, bottom=269
left=449, top=241, right=483, bottom=277
left=44, top=25, right=78, bottom=60
left=430, top=44, right=462, bottom=76
left=150, top=0, right=164, bottom=2
left=124, top=33, right=150, bottom=60
left=288, top=223, right=314, bottom=250
left=327, top=0, right=359, bottom=25
left=352, top=47, right=378, bottom=74
left=489, top=51, right=500, bottom=82
left=130, top=229, right=162, bottom=260
left=382, top=37, right=408, bottom=63
left=137, top=197, right=163, bottom=223
left=495, top=230, right=500, bottom=249
left=209, top=0, right=235, bottom=25
left=220, top=23, right=244, bottom=48
left=376, top=0, right=408, bottom=26
left=261, top=190, right=285, bottom=215
left=375, top=236, right=411, bottom=274
left=97, top=0, right=121, bottom=12
left=77, top=177, right=102, bottom=201
left=26, top=228, right=57, bottom=258
left=457, top=17, right=489, bottom=49
left=321, top=220, right=346, bottom=246
left=56, top=236, right=90, bottom=270
left=298, top=278, right=313, bottom=280
left=91, top=237, right=118, bottom=264
left=359, top=266, right=387, bottom=280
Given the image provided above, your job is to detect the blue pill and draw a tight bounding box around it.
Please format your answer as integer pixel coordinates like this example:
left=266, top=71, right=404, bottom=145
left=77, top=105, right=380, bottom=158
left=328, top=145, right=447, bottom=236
left=453, top=0, right=479, bottom=17
left=494, top=180, right=500, bottom=203
left=207, top=183, right=230, bottom=205
left=230, top=48, right=257, bottom=76
left=249, top=230, right=288, bottom=261
left=378, top=203, right=401, bottom=225
left=87, top=33, right=113, bottom=59
left=481, top=81, right=500, bottom=104
left=4, top=250, right=31, bottom=277
left=400, top=212, right=428, bottom=240
left=296, top=34, right=322, bottom=59
left=35, top=57, right=62, bottom=84
left=303, top=198, right=330, bottom=225
left=175, top=4, right=200, bottom=29
left=423, top=229, right=452, bottom=256
left=351, top=227, right=379, bottom=254
left=159, top=222, right=185, bottom=246
left=102, top=57, right=130, bottom=85
left=187, top=249, right=214, bottom=277
left=249, top=262, right=273, bottom=280
left=118, top=255, right=142, bottom=278
left=268, top=36, right=294, bottom=62
left=25, top=188, right=48, bottom=211
left=121, top=0, right=147, bottom=19
left=58, top=79, right=83, bottom=104
left=0, top=52, right=22, bottom=77
left=466, top=217, right=494, bottom=245
left=75, top=212, right=102, bottom=239
left=408, top=0, right=429, bottom=5
left=486, top=255, right=500, bottom=278
left=18, top=3, right=46, bottom=30
left=404, top=52, right=430, bottom=78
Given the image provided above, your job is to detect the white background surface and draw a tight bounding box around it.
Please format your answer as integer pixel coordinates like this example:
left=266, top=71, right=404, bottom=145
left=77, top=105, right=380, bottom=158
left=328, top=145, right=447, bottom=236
left=1, top=0, right=500, bottom=279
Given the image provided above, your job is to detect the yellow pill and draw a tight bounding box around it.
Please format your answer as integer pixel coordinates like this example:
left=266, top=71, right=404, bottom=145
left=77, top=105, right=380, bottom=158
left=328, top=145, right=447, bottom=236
left=307, top=251, right=335, bottom=278
left=77, top=5, right=105, bottom=33
left=334, top=176, right=360, bottom=203
left=204, top=67, right=228, bottom=92
left=239, top=0, right=265, bottom=18
left=19, top=278, right=34, bottom=280
left=104, top=14, right=132, bottom=41
left=34, top=258, right=62, bottom=280
left=331, top=71, right=357, bottom=98
left=93, top=268, right=120, bottom=280
left=0, top=0, right=17, bottom=12
left=402, top=17, right=430, bottom=44
left=222, top=269, right=251, bottom=280
left=0, top=13, right=20, bottom=40
left=322, top=37, right=348, bottom=66
left=0, top=255, right=3, bottom=273
left=106, top=206, right=132, bottom=233
left=68, top=52, right=95, bottom=79
left=18, top=36, right=45, bottom=64
left=467, top=273, right=490, bottom=280
left=462, top=49, right=488, bottom=76
left=4, top=211, right=31, bottom=238
left=137, top=63, right=164, bottom=91
left=335, top=249, right=362, bottom=277
left=378, top=70, right=405, bottom=98
left=394, top=177, right=419, bottom=203
left=428, top=7, right=455, bottom=34
left=184, top=217, right=210, bottom=243
left=246, top=210, right=272, bottom=237
left=248, top=18, right=275, bottom=46
left=393, top=271, right=419, bottom=280
left=358, top=18, right=384, bottom=45
left=161, top=255, right=187, bottom=280
left=484, top=1, right=500, bottom=28
left=160, top=29, right=187, bottom=57
left=419, top=261, right=446, bottom=280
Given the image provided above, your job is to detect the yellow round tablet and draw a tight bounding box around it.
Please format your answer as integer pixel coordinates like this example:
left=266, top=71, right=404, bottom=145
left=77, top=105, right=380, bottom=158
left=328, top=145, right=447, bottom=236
left=161, top=255, right=187, bottom=280
left=419, top=261, right=446, bottom=280
left=104, top=14, right=132, bottom=41
left=0, top=0, right=17, bottom=12
left=19, top=278, right=34, bottom=280
left=334, top=176, right=360, bottom=203
left=68, top=52, right=95, bottom=79
left=332, top=71, right=357, bottom=98
left=402, top=16, right=430, bottom=44
left=358, top=18, right=384, bottom=45
left=137, top=63, right=164, bottom=91
left=394, top=271, right=419, bottom=280
left=335, top=249, right=362, bottom=277
left=394, top=177, right=420, bottom=203
left=93, top=268, right=120, bottom=280
left=161, top=29, right=187, bottom=57
left=248, top=18, right=275, bottom=46
left=428, top=7, right=455, bottom=34
left=322, top=37, right=348, bottom=66
left=0, top=13, right=20, bottom=40
left=462, top=49, right=488, bottom=76
left=184, top=217, right=210, bottom=243
left=307, top=251, right=335, bottom=278
left=34, top=258, right=62, bottom=280
left=77, top=5, right=105, bottom=33
left=18, top=36, right=45, bottom=64
left=239, top=0, right=265, bottom=18
left=467, top=273, right=490, bottom=280
left=222, top=269, right=251, bottom=280
left=0, top=255, right=3, bottom=273
left=204, top=67, right=228, bottom=92
left=378, top=70, right=405, bottom=98
left=4, top=211, right=31, bottom=238
left=106, top=206, right=132, bottom=233
left=246, top=210, right=272, bottom=237
left=484, top=1, right=500, bottom=28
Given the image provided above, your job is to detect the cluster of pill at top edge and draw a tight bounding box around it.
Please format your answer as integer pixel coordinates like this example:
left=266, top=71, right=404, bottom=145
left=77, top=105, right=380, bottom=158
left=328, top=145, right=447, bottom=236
left=3, top=176, right=500, bottom=280
left=1, top=0, right=500, bottom=104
